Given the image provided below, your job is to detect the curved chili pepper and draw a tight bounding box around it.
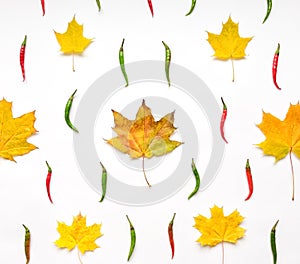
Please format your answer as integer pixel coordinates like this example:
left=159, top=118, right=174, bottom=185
left=45, top=161, right=53, bottom=203
left=270, top=220, right=279, bottom=264
left=96, top=0, right=101, bottom=11
left=147, top=0, right=154, bottom=17
left=126, top=215, right=136, bottom=261
left=119, top=38, right=129, bottom=87
left=99, top=161, right=107, bottom=202
left=220, top=97, right=228, bottom=144
left=272, top=43, right=281, bottom=90
left=20, top=35, right=27, bottom=82
left=168, top=213, right=176, bottom=259
left=245, top=159, right=253, bottom=201
left=22, top=224, right=31, bottom=264
left=188, top=158, right=200, bottom=199
left=263, top=0, right=272, bottom=24
left=162, top=41, right=171, bottom=87
left=41, top=0, right=45, bottom=16
left=65, top=89, right=79, bottom=132
left=185, top=0, right=197, bottom=16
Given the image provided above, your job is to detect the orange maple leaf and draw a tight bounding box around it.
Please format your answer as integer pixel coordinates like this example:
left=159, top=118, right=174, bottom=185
left=257, top=102, right=300, bottom=200
left=0, top=99, right=37, bottom=161
left=106, top=99, right=182, bottom=187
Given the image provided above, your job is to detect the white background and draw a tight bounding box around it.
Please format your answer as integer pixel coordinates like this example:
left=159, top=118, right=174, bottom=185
left=0, top=0, right=300, bottom=263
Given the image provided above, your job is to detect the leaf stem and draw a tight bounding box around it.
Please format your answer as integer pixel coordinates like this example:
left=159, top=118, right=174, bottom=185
left=77, top=249, right=83, bottom=264
left=142, top=156, right=151, bottom=187
left=231, top=57, right=235, bottom=82
left=222, top=241, right=225, bottom=264
left=72, top=52, right=75, bottom=72
left=289, top=149, right=295, bottom=201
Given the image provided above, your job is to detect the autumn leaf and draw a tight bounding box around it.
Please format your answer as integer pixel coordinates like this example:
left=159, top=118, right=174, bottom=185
left=194, top=205, right=245, bottom=264
left=106, top=99, right=182, bottom=187
left=207, top=16, right=253, bottom=82
left=0, top=98, right=37, bottom=161
left=55, top=213, right=102, bottom=263
left=54, top=16, right=93, bottom=72
left=256, top=103, right=300, bottom=200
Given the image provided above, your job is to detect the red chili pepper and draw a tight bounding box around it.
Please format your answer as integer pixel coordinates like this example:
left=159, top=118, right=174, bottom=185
left=245, top=159, right=253, bottom=201
left=168, top=213, right=176, bottom=259
left=20, top=35, right=27, bottom=82
left=220, top=97, right=228, bottom=144
left=45, top=161, right=53, bottom=203
left=272, top=43, right=281, bottom=90
left=41, top=0, right=45, bottom=16
left=147, top=0, right=154, bottom=17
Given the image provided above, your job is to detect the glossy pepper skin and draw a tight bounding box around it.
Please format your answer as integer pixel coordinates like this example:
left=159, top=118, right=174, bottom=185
left=168, top=213, right=176, bottom=259
left=271, top=220, right=279, bottom=264
left=99, top=161, right=107, bottom=202
left=126, top=215, right=136, bottom=261
left=45, top=161, right=53, bottom=203
left=20, top=35, right=27, bottom=82
left=188, top=158, right=200, bottom=200
left=119, top=38, right=129, bottom=87
left=262, top=0, right=272, bottom=23
left=272, top=43, right=281, bottom=90
left=220, top=97, right=228, bottom=144
left=23, top=224, right=31, bottom=264
left=147, top=0, right=154, bottom=17
left=41, top=0, right=45, bottom=15
left=64, top=89, right=79, bottom=132
left=185, top=0, right=197, bottom=16
left=162, top=41, right=171, bottom=87
left=245, top=159, right=253, bottom=201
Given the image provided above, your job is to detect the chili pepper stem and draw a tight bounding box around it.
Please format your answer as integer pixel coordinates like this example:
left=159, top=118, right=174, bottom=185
left=170, top=212, right=176, bottom=223
left=231, top=57, right=235, bottom=82
left=142, top=156, right=151, bottom=187
left=77, top=249, right=83, bottom=264
left=289, top=149, right=295, bottom=201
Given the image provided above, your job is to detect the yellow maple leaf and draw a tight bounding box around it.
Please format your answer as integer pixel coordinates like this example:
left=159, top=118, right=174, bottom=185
left=207, top=16, right=253, bottom=81
left=106, top=99, right=182, bottom=187
left=194, top=205, right=245, bottom=263
left=257, top=103, right=300, bottom=200
left=55, top=213, right=102, bottom=260
left=54, top=16, right=93, bottom=72
left=0, top=98, right=37, bottom=161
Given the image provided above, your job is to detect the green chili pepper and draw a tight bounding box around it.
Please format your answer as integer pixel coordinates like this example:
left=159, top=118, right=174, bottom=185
left=271, top=220, right=279, bottom=264
left=188, top=158, right=200, bottom=199
left=119, top=38, right=129, bottom=87
left=99, top=161, right=107, bottom=202
left=126, top=215, right=136, bottom=261
left=262, top=0, right=272, bottom=23
left=96, top=0, right=101, bottom=11
left=162, top=41, right=171, bottom=87
left=23, top=224, right=31, bottom=264
left=64, top=89, right=78, bottom=133
left=185, top=0, right=197, bottom=16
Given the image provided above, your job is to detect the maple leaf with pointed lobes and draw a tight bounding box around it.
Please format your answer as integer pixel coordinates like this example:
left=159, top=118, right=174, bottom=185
left=54, top=16, right=93, bottom=72
left=0, top=99, right=37, bottom=161
left=55, top=213, right=102, bottom=260
left=257, top=103, right=300, bottom=200
left=106, top=99, right=182, bottom=187
left=207, top=16, right=253, bottom=82
left=194, top=205, right=245, bottom=264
